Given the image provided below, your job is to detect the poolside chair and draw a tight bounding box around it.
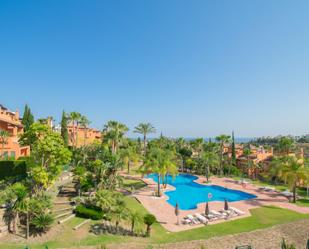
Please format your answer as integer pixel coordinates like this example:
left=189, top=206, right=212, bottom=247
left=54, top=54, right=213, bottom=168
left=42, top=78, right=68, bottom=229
left=187, top=214, right=200, bottom=225
left=229, top=207, right=245, bottom=215
left=194, top=213, right=208, bottom=224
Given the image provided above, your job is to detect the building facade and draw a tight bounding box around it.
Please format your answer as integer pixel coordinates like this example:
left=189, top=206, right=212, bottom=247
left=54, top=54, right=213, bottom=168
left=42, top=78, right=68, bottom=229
left=67, top=124, right=101, bottom=147
left=0, top=104, right=30, bottom=159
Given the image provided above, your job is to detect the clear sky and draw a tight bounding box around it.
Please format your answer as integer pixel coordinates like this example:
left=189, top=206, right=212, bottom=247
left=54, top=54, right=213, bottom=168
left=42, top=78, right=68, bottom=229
left=1, top=0, right=308, bottom=138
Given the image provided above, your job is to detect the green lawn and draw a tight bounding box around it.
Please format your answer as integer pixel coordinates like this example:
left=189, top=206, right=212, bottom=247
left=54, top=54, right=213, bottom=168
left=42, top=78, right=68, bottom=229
left=122, top=178, right=146, bottom=191
left=1, top=195, right=309, bottom=249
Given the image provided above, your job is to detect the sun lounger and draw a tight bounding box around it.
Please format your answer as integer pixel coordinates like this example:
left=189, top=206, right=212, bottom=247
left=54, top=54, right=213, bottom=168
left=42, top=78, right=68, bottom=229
left=281, top=190, right=293, bottom=197
left=229, top=207, right=245, bottom=215
left=264, top=186, right=275, bottom=191
left=194, top=213, right=208, bottom=224
left=187, top=214, right=200, bottom=225
left=210, top=210, right=226, bottom=219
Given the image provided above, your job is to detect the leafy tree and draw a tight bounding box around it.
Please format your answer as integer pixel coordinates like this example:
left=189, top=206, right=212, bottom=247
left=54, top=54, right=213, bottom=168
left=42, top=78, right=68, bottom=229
left=21, top=104, right=34, bottom=132
left=215, top=134, right=231, bottom=176
left=119, top=147, right=139, bottom=174
left=277, top=137, right=295, bottom=156
left=103, top=121, right=129, bottom=154
left=134, top=123, right=156, bottom=155
left=0, top=129, right=9, bottom=159
left=271, top=156, right=309, bottom=203
left=143, top=214, right=156, bottom=237
left=60, top=111, right=69, bottom=147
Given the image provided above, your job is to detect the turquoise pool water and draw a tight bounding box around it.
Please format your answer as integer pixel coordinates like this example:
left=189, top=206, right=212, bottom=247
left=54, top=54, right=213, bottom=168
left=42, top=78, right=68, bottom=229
left=147, top=173, right=257, bottom=210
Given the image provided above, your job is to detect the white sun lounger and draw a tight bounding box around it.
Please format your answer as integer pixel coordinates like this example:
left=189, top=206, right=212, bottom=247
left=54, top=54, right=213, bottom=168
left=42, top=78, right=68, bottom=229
left=194, top=213, right=208, bottom=224
left=229, top=207, right=245, bottom=215
left=187, top=214, right=200, bottom=224
left=281, top=190, right=293, bottom=197
left=264, top=186, right=275, bottom=191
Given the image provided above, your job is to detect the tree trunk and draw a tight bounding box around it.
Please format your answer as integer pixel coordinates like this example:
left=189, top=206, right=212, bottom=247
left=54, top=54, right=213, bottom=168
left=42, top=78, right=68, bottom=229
left=26, top=211, right=29, bottom=239
left=127, top=161, right=130, bottom=174
left=293, top=185, right=296, bottom=203
left=205, top=163, right=209, bottom=182
left=146, top=225, right=151, bottom=237
left=157, top=175, right=161, bottom=197
left=131, top=220, right=134, bottom=233
left=143, top=134, right=146, bottom=155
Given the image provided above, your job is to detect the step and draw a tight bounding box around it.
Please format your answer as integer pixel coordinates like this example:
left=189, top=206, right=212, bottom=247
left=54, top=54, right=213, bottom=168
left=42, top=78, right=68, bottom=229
left=53, top=207, right=73, bottom=213
left=73, top=219, right=90, bottom=230
left=54, top=201, right=72, bottom=205
left=55, top=211, right=73, bottom=219
left=58, top=214, right=75, bottom=224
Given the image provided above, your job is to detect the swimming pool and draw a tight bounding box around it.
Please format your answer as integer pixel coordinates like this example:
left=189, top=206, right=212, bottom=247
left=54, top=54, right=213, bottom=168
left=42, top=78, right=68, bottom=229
left=147, top=173, right=257, bottom=210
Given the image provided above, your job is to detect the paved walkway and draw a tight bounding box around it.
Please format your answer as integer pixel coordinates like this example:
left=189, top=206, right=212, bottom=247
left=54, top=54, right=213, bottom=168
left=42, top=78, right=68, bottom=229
left=133, top=175, right=309, bottom=232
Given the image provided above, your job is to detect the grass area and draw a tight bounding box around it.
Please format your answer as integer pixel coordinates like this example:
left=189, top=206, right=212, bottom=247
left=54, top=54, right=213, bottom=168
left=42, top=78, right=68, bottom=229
left=296, top=198, right=309, bottom=207
left=1, top=196, right=309, bottom=249
left=123, top=178, right=146, bottom=191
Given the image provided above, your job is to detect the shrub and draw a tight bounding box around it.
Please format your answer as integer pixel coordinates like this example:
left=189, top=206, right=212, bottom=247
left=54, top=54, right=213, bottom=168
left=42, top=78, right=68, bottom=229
left=0, top=160, right=27, bottom=180
left=31, top=213, right=54, bottom=232
left=75, top=204, right=104, bottom=220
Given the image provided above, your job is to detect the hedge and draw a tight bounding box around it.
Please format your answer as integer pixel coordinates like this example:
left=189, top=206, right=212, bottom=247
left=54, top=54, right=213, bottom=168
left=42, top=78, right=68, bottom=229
left=0, top=160, right=27, bottom=180
left=74, top=205, right=104, bottom=220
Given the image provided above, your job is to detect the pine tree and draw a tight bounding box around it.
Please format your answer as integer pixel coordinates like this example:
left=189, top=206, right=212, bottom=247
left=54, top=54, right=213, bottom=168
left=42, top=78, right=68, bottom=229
left=22, top=104, right=34, bottom=132
left=61, top=111, right=69, bottom=147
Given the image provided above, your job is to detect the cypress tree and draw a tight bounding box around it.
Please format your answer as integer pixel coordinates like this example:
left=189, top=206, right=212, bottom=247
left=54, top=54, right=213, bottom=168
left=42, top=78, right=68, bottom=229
left=22, top=104, right=34, bottom=131
left=231, top=131, right=236, bottom=164
left=61, top=111, right=69, bottom=147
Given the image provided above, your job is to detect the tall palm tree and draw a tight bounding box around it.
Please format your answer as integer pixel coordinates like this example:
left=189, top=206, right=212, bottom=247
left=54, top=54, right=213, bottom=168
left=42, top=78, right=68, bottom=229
left=103, top=121, right=129, bottom=154
left=201, top=151, right=219, bottom=182
left=68, top=112, right=81, bottom=148
left=272, top=156, right=309, bottom=203
left=134, top=123, right=156, bottom=155
left=0, top=130, right=10, bottom=159
left=140, top=147, right=177, bottom=196
left=215, top=134, right=231, bottom=176
left=79, top=115, right=90, bottom=146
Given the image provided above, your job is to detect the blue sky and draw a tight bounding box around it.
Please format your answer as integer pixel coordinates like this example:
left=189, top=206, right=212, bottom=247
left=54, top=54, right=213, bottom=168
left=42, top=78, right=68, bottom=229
left=1, top=0, right=309, bottom=137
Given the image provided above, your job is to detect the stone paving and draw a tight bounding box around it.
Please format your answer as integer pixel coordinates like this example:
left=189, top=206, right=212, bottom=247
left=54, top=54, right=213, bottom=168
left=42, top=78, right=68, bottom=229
left=133, top=175, right=309, bottom=232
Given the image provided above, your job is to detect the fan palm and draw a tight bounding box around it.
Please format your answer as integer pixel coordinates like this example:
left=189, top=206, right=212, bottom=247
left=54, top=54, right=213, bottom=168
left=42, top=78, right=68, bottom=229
left=128, top=210, right=143, bottom=233
left=103, top=121, right=129, bottom=154
left=134, top=123, right=156, bottom=155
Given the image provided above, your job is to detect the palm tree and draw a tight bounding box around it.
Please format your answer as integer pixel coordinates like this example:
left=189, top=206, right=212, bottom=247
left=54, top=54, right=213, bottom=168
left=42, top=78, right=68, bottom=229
left=134, top=123, right=156, bottom=155
left=272, top=156, right=309, bottom=203
left=190, top=138, right=204, bottom=158
left=215, top=134, right=231, bottom=176
left=68, top=112, right=81, bottom=148
left=119, top=147, right=139, bottom=174
left=243, top=147, right=253, bottom=177
left=128, top=210, right=143, bottom=233
left=79, top=115, right=90, bottom=146
left=103, top=121, right=129, bottom=154
left=0, top=130, right=9, bottom=159
left=201, top=151, right=219, bottom=182
left=140, top=147, right=177, bottom=196
left=143, top=214, right=156, bottom=237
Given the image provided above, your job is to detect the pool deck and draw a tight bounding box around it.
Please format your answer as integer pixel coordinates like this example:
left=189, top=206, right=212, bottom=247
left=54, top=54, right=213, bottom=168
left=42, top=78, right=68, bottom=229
left=133, top=175, right=309, bottom=232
